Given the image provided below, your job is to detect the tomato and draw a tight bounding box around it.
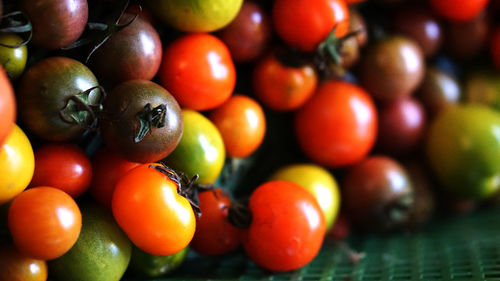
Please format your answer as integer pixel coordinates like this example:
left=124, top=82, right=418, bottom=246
left=147, top=0, right=243, bottom=32
left=429, top=0, right=489, bottom=21
left=49, top=203, right=131, bottom=281
left=8, top=187, right=82, bottom=260
left=444, top=13, right=489, bottom=61
left=164, top=110, right=225, bottom=185
left=0, top=125, right=34, bottom=205
left=209, top=95, right=266, bottom=158
left=190, top=189, right=242, bottom=256
left=30, top=143, right=92, bottom=198
left=89, top=148, right=140, bottom=209
left=158, top=33, right=236, bottom=111
left=242, top=180, right=326, bottom=272
left=129, top=245, right=188, bottom=277
left=112, top=163, right=196, bottom=256
left=0, top=33, right=28, bottom=79
left=272, top=0, right=349, bottom=52
left=492, top=27, right=500, bottom=71
left=327, top=213, right=350, bottom=241
left=253, top=54, right=318, bottom=111
left=0, top=66, right=15, bottom=146
left=269, top=164, right=340, bottom=231
left=416, top=66, right=461, bottom=117
left=426, top=104, right=500, bottom=199
left=464, top=69, right=500, bottom=110
left=0, top=245, right=47, bottom=281
left=294, top=81, right=378, bottom=168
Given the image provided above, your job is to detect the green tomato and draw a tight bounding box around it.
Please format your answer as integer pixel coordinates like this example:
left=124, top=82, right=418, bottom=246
left=426, top=104, right=500, bottom=199
left=163, top=109, right=225, bottom=184
left=0, top=33, right=27, bottom=79
left=464, top=69, right=500, bottom=110
left=49, top=203, right=132, bottom=281
left=269, top=164, right=340, bottom=231
left=129, top=245, right=188, bottom=277
left=147, top=0, right=243, bottom=32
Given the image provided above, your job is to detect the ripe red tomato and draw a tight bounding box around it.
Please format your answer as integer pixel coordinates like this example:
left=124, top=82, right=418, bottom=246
left=8, top=187, right=82, bottom=260
left=190, top=189, right=242, bottom=255
left=253, top=54, right=318, bottom=111
left=272, top=0, right=349, bottom=52
left=158, top=33, right=236, bottom=111
left=30, top=143, right=92, bottom=198
left=0, top=66, right=15, bottom=146
left=294, top=81, right=378, bottom=168
left=0, top=245, right=47, bottom=281
left=491, top=27, right=500, bottom=71
left=242, top=180, right=326, bottom=272
left=429, top=0, right=489, bottom=21
left=89, top=148, right=140, bottom=209
left=112, top=163, right=196, bottom=256
left=209, top=95, right=266, bottom=158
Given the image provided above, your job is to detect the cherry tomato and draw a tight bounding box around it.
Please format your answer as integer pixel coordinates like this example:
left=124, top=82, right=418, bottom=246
left=429, top=0, right=489, bottom=21
left=0, top=66, right=15, bottom=146
left=112, top=163, right=196, bottom=256
left=242, top=180, right=326, bottom=272
left=294, top=81, right=378, bottom=168
left=190, top=189, right=241, bottom=255
left=444, top=13, right=489, bottom=61
left=209, top=95, right=266, bottom=158
left=416, top=66, right=461, bottom=117
left=30, top=143, right=92, bottom=198
left=0, top=245, right=48, bottom=281
left=89, top=148, right=140, bottom=209
left=491, top=27, right=500, bottom=71
left=0, top=33, right=28, bottom=79
left=253, top=54, right=318, bottom=111
left=8, top=187, right=82, bottom=260
left=158, top=33, right=236, bottom=111
left=0, top=125, right=34, bottom=205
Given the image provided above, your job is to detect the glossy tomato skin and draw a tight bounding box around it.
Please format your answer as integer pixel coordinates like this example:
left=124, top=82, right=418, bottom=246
left=272, top=0, right=349, bottom=52
left=253, top=54, right=318, bottom=111
left=492, top=27, right=500, bottom=71
left=0, top=33, right=28, bottom=79
left=294, top=81, right=378, bottom=168
left=18, top=57, right=101, bottom=141
left=416, top=66, right=461, bottom=117
left=30, top=143, right=92, bottom=198
left=21, top=0, right=88, bottom=49
left=0, top=245, right=47, bottom=281
left=158, top=33, right=236, bottom=111
left=164, top=110, right=225, bottom=184
left=112, top=163, right=196, bottom=256
left=242, top=180, right=326, bottom=272
left=0, top=66, right=15, bottom=146
left=209, top=95, right=266, bottom=158
left=0, top=125, right=34, bottom=205
left=190, top=189, right=241, bottom=255
left=429, top=0, right=489, bottom=21
left=8, top=187, right=82, bottom=260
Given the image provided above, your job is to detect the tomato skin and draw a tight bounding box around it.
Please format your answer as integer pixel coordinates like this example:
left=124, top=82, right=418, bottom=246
left=242, top=180, right=326, bottom=272
left=0, top=245, right=48, bottom=281
left=0, top=66, right=15, bottom=146
left=272, top=0, right=349, bottom=52
left=8, top=187, right=82, bottom=260
left=190, top=189, right=241, bottom=255
left=429, top=0, right=489, bottom=21
left=492, top=27, right=500, bottom=71
left=112, top=163, right=196, bottom=256
left=294, top=81, right=378, bottom=168
left=209, top=95, right=266, bottom=158
left=158, top=33, right=236, bottom=111
left=0, top=33, right=28, bottom=79
left=0, top=125, right=34, bottom=205
left=30, top=143, right=92, bottom=198
left=253, top=54, right=318, bottom=111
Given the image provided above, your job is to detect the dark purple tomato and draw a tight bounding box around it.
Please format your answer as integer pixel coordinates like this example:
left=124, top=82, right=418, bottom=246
left=404, top=160, right=435, bottom=228
left=416, top=66, right=461, bottom=117
left=337, top=9, right=367, bottom=69
left=21, top=0, right=88, bottom=49
left=444, top=13, right=489, bottom=61
left=342, top=156, right=414, bottom=232
left=393, top=6, right=442, bottom=58
left=359, top=36, right=425, bottom=102
left=217, top=1, right=271, bottom=63
left=376, top=97, right=427, bottom=155
left=89, top=14, right=162, bottom=87
left=18, top=57, right=101, bottom=141
left=100, top=80, right=183, bottom=163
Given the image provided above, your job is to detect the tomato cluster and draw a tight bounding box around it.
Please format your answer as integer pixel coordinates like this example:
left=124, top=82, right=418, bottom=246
left=0, top=0, right=499, bottom=279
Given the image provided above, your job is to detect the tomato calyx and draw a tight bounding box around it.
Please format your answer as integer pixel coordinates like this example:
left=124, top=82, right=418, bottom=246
left=381, top=193, right=414, bottom=230
left=134, top=103, right=167, bottom=142
left=227, top=201, right=252, bottom=229
left=59, top=85, right=106, bottom=130
left=0, top=11, right=32, bottom=48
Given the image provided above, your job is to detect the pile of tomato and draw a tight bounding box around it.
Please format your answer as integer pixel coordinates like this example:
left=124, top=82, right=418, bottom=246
left=0, top=0, right=500, bottom=280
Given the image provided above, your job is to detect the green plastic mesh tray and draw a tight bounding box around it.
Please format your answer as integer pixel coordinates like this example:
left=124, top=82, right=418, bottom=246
left=127, top=206, right=500, bottom=281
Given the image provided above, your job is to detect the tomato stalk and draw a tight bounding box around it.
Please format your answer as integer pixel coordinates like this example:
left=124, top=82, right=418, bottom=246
left=134, top=103, right=167, bottom=142
left=0, top=11, right=32, bottom=48
left=382, top=193, right=414, bottom=229
left=59, top=85, right=106, bottom=130
left=227, top=202, right=252, bottom=229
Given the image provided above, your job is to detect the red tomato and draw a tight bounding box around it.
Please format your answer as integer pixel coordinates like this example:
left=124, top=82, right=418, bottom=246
left=89, top=148, right=140, bottom=209
left=30, top=143, right=92, bottom=198
left=272, top=0, right=349, bottom=52
left=253, top=54, right=318, bottom=111
left=429, top=0, right=489, bottom=21
left=0, top=245, right=48, bottom=281
left=8, top=187, right=82, bottom=260
left=112, top=163, right=196, bottom=256
left=0, top=66, right=15, bottom=146
left=294, top=81, right=378, bottom=168
left=158, top=33, right=236, bottom=111
left=242, top=180, right=326, bottom=272
left=491, top=27, right=500, bottom=71
left=190, top=189, right=242, bottom=255
left=209, top=95, right=266, bottom=158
